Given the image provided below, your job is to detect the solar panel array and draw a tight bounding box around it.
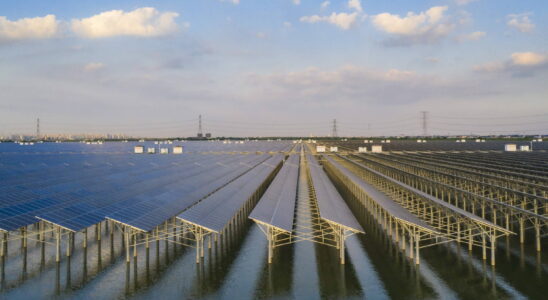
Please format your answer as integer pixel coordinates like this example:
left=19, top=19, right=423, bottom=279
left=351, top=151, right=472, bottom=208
left=36, top=155, right=222, bottom=231
left=106, top=154, right=272, bottom=232
left=0, top=141, right=292, bottom=232
left=0, top=140, right=294, bottom=155
left=341, top=156, right=510, bottom=231
left=177, top=154, right=284, bottom=233
left=325, top=140, right=548, bottom=152
left=306, top=154, right=363, bottom=232
left=249, top=154, right=300, bottom=232
left=322, top=155, right=435, bottom=230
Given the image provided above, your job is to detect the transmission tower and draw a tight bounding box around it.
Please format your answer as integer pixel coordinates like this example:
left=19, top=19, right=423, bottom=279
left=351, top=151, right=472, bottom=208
left=36, top=118, right=40, bottom=139
left=332, top=119, right=338, bottom=137
left=198, top=115, right=203, bottom=137
left=421, top=111, right=428, bottom=137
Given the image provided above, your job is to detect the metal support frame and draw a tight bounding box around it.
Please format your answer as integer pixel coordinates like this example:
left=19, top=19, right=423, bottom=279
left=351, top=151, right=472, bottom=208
left=328, top=155, right=514, bottom=266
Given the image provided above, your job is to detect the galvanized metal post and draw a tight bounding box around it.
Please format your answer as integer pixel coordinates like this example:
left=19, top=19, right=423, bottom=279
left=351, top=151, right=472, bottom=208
left=340, top=228, right=345, bottom=265
left=125, top=230, right=130, bottom=264
left=267, top=227, right=273, bottom=264
left=490, top=234, right=496, bottom=266
left=415, top=234, right=420, bottom=265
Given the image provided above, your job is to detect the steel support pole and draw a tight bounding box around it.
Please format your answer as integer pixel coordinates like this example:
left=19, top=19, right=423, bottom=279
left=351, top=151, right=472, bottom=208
left=196, top=229, right=201, bottom=264
left=125, top=230, right=130, bottom=264
left=56, top=227, right=61, bottom=263
left=490, top=235, right=496, bottom=266
left=415, top=234, right=420, bottom=265
left=340, top=228, right=345, bottom=265
left=267, top=227, right=273, bottom=264
left=482, top=233, right=487, bottom=260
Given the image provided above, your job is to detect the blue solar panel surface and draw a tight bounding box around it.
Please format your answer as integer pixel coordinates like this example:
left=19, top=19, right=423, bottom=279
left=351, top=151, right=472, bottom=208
left=322, top=155, right=434, bottom=229
left=306, top=154, right=363, bottom=232
left=0, top=141, right=292, bottom=232
left=248, top=154, right=300, bottom=232
left=178, top=154, right=284, bottom=232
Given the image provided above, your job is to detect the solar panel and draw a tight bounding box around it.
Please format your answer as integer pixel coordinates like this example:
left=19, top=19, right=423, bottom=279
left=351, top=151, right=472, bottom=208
left=339, top=155, right=512, bottom=231
left=36, top=154, right=243, bottom=231
left=107, top=154, right=272, bottom=232
left=307, top=154, right=363, bottom=232
left=0, top=141, right=292, bottom=232
left=322, top=155, right=435, bottom=230
left=249, top=154, right=300, bottom=232
left=178, top=154, right=284, bottom=232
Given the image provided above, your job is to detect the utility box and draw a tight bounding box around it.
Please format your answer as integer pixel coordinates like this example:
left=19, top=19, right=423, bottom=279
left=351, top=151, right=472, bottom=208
left=358, top=147, right=367, bottom=153
left=505, top=144, right=517, bottom=152
left=386, top=139, right=391, bottom=143
left=134, top=146, right=144, bottom=154
left=519, top=145, right=530, bottom=151
left=364, top=140, right=369, bottom=143
left=371, top=145, right=383, bottom=153
left=147, top=147, right=156, bottom=154
left=173, top=146, right=184, bottom=154
left=160, top=148, right=169, bottom=154
left=316, top=145, right=326, bottom=153
left=460, top=139, right=466, bottom=143
left=330, top=146, right=338, bottom=152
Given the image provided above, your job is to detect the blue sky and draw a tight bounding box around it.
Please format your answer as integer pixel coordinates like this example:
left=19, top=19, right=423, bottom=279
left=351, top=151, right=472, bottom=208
left=0, top=0, right=547, bottom=137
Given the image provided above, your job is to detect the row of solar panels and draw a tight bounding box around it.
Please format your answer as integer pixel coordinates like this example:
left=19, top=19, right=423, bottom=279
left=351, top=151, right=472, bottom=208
left=0, top=153, right=273, bottom=232
left=177, top=154, right=285, bottom=233
left=249, top=151, right=363, bottom=234
left=307, top=154, right=363, bottom=233
left=338, top=155, right=517, bottom=230
left=249, top=154, right=300, bottom=232
left=322, top=155, right=434, bottom=231
left=0, top=140, right=294, bottom=154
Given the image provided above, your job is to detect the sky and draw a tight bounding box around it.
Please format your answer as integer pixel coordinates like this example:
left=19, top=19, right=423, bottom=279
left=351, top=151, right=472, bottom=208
left=0, top=0, right=547, bottom=137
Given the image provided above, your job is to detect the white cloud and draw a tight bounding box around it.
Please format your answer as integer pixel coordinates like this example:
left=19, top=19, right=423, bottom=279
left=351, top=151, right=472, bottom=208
left=455, top=0, right=478, bottom=6
left=348, top=0, right=363, bottom=13
left=293, top=0, right=301, bottom=5
left=283, top=21, right=292, bottom=28
left=0, top=15, right=59, bottom=41
left=457, top=31, right=486, bottom=41
left=511, top=52, right=547, bottom=66
left=371, top=6, right=455, bottom=45
left=475, top=52, right=548, bottom=75
left=246, top=65, right=495, bottom=108
left=321, top=1, right=330, bottom=9
left=300, top=12, right=359, bottom=30
left=71, top=7, right=179, bottom=38
left=83, top=62, right=105, bottom=72
left=507, top=13, right=535, bottom=33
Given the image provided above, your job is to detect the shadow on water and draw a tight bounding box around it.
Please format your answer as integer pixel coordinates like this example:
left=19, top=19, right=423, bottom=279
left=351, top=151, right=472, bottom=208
left=254, top=243, right=294, bottom=299
left=188, top=221, right=259, bottom=299
left=355, top=212, right=436, bottom=300
left=314, top=243, right=362, bottom=299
